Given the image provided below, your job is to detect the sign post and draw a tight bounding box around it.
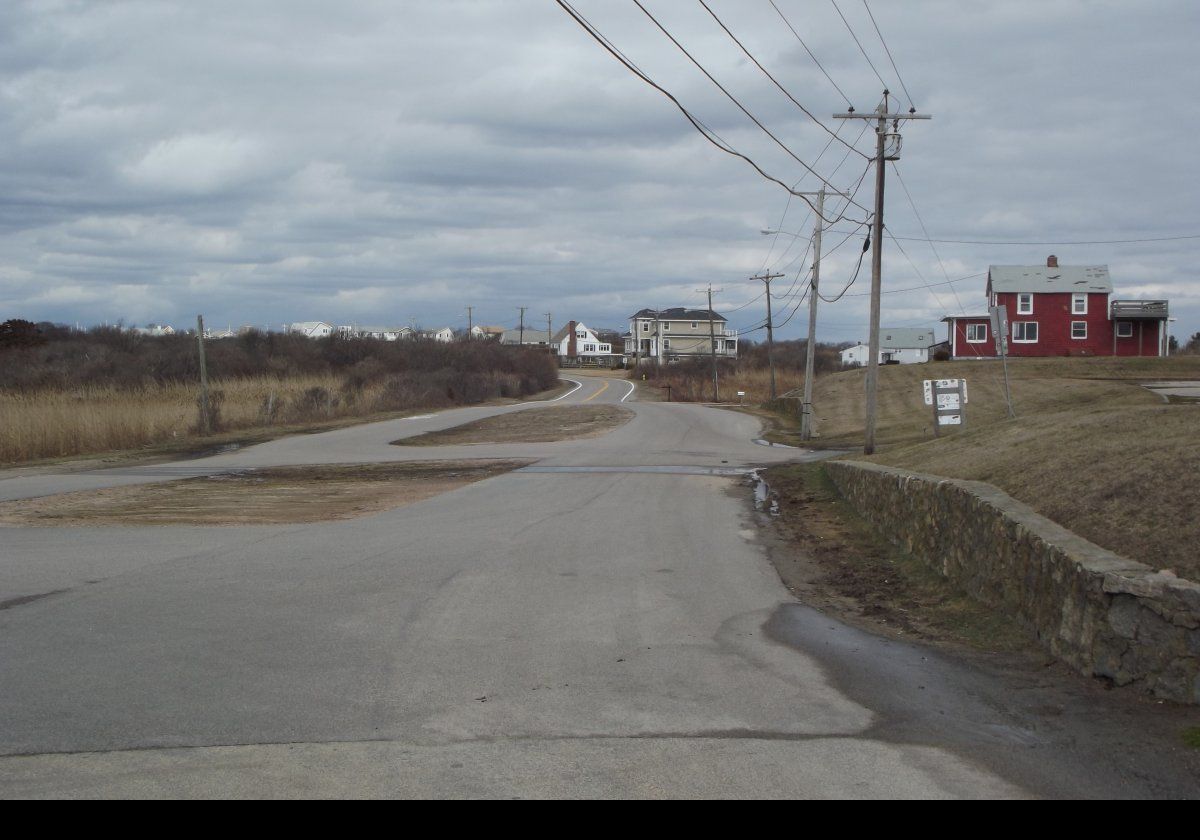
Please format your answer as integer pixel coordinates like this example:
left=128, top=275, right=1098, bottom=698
left=989, top=305, right=1016, bottom=418
left=924, top=378, right=968, bottom=437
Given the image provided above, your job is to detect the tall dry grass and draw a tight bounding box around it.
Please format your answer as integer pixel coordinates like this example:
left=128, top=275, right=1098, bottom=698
left=0, top=375, right=341, bottom=463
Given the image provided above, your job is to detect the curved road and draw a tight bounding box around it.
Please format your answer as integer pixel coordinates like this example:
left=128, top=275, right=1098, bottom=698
left=0, top=377, right=1189, bottom=797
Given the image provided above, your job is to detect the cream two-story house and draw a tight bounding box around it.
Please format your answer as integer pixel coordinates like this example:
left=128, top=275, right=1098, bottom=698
left=624, top=308, right=738, bottom=364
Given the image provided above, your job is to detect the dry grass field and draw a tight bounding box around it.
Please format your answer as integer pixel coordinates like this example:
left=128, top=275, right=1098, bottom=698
left=798, top=356, right=1200, bottom=581
left=0, top=375, right=375, bottom=464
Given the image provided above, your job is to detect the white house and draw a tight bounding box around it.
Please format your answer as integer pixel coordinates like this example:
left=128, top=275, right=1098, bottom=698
left=840, top=328, right=937, bottom=366
left=289, top=321, right=334, bottom=338
left=553, top=320, right=614, bottom=364
left=470, top=325, right=506, bottom=341
left=425, top=326, right=454, bottom=343
left=132, top=324, right=176, bottom=337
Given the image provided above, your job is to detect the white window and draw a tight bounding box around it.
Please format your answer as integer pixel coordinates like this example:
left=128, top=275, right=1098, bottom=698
left=584, top=343, right=595, bottom=352
left=1116, top=321, right=1133, bottom=338
left=1071, top=321, right=1087, bottom=340
left=691, top=322, right=697, bottom=329
left=641, top=322, right=649, bottom=332
left=1072, top=294, right=1087, bottom=315
left=662, top=338, right=670, bottom=349
left=662, top=322, right=671, bottom=331
left=1012, top=322, right=1038, bottom=343
left=1017, top=294, right=1033, bottom=315
left=576, top=331, right=586, bottom=339
left=966, top=323, right=988, bottom=343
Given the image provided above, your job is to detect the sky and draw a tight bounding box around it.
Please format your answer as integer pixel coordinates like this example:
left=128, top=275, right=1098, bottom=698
left=1, top=0, right=1197, bottom=345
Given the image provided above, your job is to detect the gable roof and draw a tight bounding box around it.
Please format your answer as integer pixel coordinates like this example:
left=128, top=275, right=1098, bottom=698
left=988, top=264, right=1111, bottom=294
left=878, top=328, right=936, bottom=349
left=630, top=307, right=726, bottom=322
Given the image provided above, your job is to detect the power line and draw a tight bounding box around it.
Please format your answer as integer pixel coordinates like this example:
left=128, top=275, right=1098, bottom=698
left=892, top=162, right=966, bottom=313
left=872, top=232, right=1200, bottom=246
left=631, top=0, right=870, bottom=219
left=553, top=1, right=865, bottom=220
left=696, top=0, right=867, bottom=159
left=768, top=0, right=853, bottom=108
left=862, top=0, right=915, bottom=110
left=830, top=0, right=890, bottom=91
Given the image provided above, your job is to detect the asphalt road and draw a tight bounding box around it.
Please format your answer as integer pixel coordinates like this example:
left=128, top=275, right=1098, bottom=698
left=0, top=376, right=1194, bottom=798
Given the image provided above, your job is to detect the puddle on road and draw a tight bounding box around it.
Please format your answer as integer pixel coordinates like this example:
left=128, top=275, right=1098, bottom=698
left=753, top=439, right=799, bottom=449
left=517, top=465, right=749, bottom=477
left=749, top=469, right=780, bottom=516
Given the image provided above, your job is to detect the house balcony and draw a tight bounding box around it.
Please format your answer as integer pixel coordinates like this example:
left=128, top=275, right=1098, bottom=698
left=1110, top=300, right=1168, bottom=320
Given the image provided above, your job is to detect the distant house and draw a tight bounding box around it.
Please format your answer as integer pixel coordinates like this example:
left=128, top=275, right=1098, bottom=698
left=470, top=325, right=506, bottom=341
left=289, top=321, right=334, bottom=339
left=553, top=320, right=616, bottom=366
left=501, top=328, right=551, bottom=347
left=840, top=328, right=936, bottom=366
left=624, top=308, right=738, bottom=364
left=424, top=326, right=454, bottom=343
left=132, top=324, right=176, bottom=337
left=942, top=256, right=1170, bottom=359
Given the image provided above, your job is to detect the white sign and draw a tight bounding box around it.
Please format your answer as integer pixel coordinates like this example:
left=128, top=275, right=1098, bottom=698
left=939, top=414, right=962, bottom=426
left=937, top=393, right=961, bottom=410
left=923, top=380, right=933, bottom=405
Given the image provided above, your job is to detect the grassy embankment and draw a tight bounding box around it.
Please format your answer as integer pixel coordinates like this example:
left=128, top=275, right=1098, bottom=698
left=781, top=356, right=1200, bottom=581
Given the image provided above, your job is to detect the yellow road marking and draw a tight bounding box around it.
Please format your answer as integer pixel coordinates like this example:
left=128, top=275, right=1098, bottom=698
left=582, top=380, right=611, bottom=403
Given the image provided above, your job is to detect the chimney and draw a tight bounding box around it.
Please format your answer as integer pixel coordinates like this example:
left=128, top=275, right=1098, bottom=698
left=1047, top=255, right=1058, bottom=268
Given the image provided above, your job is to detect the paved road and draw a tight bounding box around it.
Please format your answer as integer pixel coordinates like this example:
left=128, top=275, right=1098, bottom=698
left=0, top=377, right=1193, bottom=798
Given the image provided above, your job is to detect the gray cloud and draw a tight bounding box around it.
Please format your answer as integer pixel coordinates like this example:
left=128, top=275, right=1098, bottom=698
left=0, top=0, right=1196, bottom=345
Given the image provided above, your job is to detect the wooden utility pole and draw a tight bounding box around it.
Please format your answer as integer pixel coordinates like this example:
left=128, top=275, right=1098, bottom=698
left=196, top=314, right=210, bottom=435
left=796, top=187, right=849, bottom=440
left=466, top=306, right=473, bottom=338
left=697, top=286, right=722, bottom=402
left=518, top=306, right=527, bottom=346
left=653, top=309, right=661, bottom=368
left=545, top=312, right=553, bottom=357
left=835, top=92, right=931, bottom=454
left=750, top=272, right=784, bottom=400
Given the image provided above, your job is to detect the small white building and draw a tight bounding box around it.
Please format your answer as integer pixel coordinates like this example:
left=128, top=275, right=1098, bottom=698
left=132, top=324, right=176, bottom=337
left=289, top=321, right=334, bottom=339
left=840, top=328, right=937, bottom=366
left=425, top=326, right=455, bottom=343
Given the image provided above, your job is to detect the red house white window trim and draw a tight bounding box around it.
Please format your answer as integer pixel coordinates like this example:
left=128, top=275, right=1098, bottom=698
left=1116, top=321, right=1134, bottom=338
left=1017, top=293, right=1033, bottom=315
left=1071, top=321, right=1087, bottom=340
left=966, top=323, right=987, bottom=343
left=1012, top=321, right=1038, bottom=343
left=1072, top=293, right=1088, bottom=315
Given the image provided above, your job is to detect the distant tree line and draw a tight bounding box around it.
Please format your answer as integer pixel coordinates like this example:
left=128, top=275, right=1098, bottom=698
left=0, top=319, right=559, bottom=400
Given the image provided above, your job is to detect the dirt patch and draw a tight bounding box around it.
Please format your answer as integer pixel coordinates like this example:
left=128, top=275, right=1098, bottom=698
left=393, top=405, right=633, bottom=447
left=761, top=461, right=1034, bottom=654
left=0, top=460, right=530, bottom=526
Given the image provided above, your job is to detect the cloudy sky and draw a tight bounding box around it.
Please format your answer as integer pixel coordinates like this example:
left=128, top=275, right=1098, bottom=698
left=1, top=0, right=1196, bottom=344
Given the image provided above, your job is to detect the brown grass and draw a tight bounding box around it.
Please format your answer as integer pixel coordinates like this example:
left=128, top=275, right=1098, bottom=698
left=0, top=375, right=366, bottom=463
left=802, top=356, right=1200, bottom=581
left=0, top=460, right=528, bottom=526
left=394, top=405, right=633, bottom=447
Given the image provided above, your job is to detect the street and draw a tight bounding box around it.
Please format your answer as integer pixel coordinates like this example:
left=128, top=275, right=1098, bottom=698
left=0, top=376, right=1194, bottom=798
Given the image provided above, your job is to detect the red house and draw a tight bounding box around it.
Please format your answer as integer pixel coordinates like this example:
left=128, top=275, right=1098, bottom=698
left=943, top=256, right=1170, bottom=359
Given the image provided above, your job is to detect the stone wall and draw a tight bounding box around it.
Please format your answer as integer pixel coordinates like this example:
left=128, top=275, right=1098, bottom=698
left=823, top=460, right=1200, bottom=704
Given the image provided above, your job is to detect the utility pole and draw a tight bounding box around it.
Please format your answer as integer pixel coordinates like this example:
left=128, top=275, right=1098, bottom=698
left=835, top=91, right=931, bottom=454
left=196, top=314, right=210, bottom=436
left=792, top=187, right=851, bottom=440
left=545, top=312, right=553, bottom=357
left=466, top=306, right=473, bottom=338
left=749, top=272, right=784, bottom=399
left=697, top=286, right=722, bottom=402
left=653, top=308, right=661, bottom=369
left=518, top=306, right=527, bottom=347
